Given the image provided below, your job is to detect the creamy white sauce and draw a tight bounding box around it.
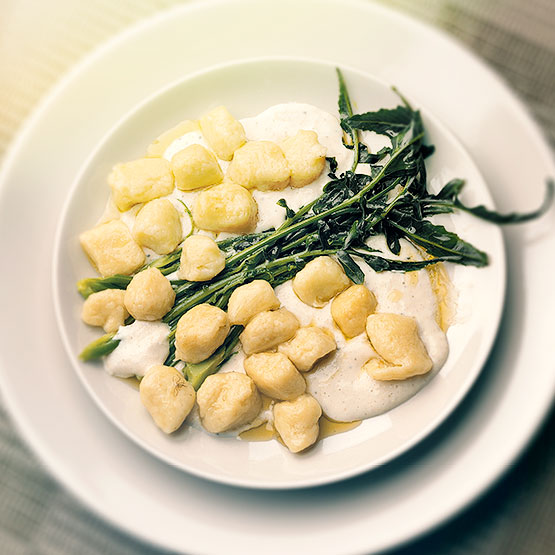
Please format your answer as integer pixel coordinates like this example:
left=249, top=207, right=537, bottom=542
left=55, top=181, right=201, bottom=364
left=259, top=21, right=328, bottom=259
left=102, top=102, right=450, bottom=426
left=105, top=321, right=170, bottom=378
left=156, top=103, right=354, bottom=234
left=164, top=130, right=211, bottom=162
left=241, top=103, right=353, bottom=232
left=268, top=237, right=448, bottom=422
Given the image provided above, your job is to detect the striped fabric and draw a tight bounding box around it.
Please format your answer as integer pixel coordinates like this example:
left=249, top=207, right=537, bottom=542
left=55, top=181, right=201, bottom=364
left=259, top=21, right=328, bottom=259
left=0, top=1, right=554, bottom=554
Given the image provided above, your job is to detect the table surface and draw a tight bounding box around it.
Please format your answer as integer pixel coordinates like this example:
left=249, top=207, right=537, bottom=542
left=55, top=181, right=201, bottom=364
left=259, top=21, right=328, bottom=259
left=0, top=1, right=554, bottom=553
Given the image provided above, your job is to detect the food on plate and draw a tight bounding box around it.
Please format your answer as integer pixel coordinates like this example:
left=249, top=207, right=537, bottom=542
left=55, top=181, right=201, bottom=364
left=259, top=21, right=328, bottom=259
left=273, top=394, right=322, bottom=453
left=279, top=129, right=327, bottom=188
left=139, top=365, right=196, bottom=434
left=177, top=235, right=225, bottom=281
left=104, top=321, right=170, bottom=378
left=175, top=304, right=230, bottom=363
left=199, top=105, right=246, bottom=161
left=196, top=372, right=262, bottom=433
left=124, top=267, right=175, bottom=321
left=133, top=198, right=182, bottom=254
left=80, top=219, right=145, bottom=277
left=146, top=119, right=200, bottom=157
left=278, top=327, right=337, bottom=372
left=364, top=313, right=433, bottom=380
left=292, top=256, right=351, bottom=308
left=193, top=181, right=258, bottom=233
left=171, top=143, right=223, bottom=191
left=75, top=69, right=553, bottom=450
left=81, top=289, right=128, bottom=333
left=227, top=280, right=281, bottom=326
left=331, top=284, right=377, bottom=338
left=244, top=352, right=306, bottom=401
left=108, top=157, right=174, bottom=211
left=240, top=308, right=300, bottom=355
left=227, top=140, right=291, bottom=191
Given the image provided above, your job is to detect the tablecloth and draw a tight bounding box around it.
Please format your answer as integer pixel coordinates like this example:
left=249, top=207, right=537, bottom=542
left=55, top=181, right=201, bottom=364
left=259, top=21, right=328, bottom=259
left=0, top=1, right=554, bottom=553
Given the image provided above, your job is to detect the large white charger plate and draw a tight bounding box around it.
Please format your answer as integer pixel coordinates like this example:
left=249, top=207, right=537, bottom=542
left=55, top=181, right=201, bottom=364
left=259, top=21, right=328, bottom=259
left=0, top=0, right=553, bottom=553
left=53, top=57, right=504, bottom=488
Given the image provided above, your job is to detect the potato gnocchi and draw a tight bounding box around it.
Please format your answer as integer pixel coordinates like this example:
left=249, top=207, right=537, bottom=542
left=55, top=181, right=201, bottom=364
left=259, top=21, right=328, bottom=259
left=193, top=181, right=258, bottom=234
left=171, top=144, right=223, bottom=191
left=178, top=235, right=225, bottom=282
left=133, top=198, right=182, bottom=255
left=77, top=99, right=451, bottom=454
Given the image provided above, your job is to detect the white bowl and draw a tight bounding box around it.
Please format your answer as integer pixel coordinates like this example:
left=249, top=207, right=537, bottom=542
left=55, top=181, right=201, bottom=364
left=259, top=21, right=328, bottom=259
left=53, top=57, right=505, bottom=489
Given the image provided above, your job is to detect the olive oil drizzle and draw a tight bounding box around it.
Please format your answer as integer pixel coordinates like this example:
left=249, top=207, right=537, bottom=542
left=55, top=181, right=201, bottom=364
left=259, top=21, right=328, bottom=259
left=239, top=415, right=361, bottom=443
left=425, top=262, right=455, bottom=332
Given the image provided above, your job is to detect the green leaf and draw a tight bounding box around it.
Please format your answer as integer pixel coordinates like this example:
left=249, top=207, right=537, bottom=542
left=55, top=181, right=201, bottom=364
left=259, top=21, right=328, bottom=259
left=326, top=156, right=339, bottom=176
left=77, top=248, right=182, bottom=298
left=345, top=105, right=413, bottom=136
left=350, top=250, right=449, bottom=272
left=336, top=68, right=360, bottom=171
left=454, top=178, right=554, bottom=224
left=78, top=70, right=554, bottom=369
left=337, top=68, right=354, bottom=122
left=358, top=144, right=391, bottom=164
left=277, top=198, right=296, bottom=219
left=337, top=250, right=365, bottom=284
left=392, top=219, right=489, bottom=267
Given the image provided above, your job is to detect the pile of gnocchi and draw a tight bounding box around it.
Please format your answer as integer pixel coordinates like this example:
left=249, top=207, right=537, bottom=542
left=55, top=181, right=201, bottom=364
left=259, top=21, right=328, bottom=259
left=78, top=103, right=438, bottom=454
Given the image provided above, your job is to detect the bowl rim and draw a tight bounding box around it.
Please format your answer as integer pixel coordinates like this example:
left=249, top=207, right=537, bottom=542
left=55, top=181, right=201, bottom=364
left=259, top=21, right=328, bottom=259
left=52, top=55, right=506, bottom=490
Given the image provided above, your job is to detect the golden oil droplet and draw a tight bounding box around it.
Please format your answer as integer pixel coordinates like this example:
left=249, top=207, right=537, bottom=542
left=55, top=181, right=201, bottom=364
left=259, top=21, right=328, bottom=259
left=318, top=416, right=361, bottom=440
left=426, top=262, right=455, bottom=331
left=388, top=289, right=403, bottom=302
left=239, top=422, right=276, bottom=442
left=118, top=376, right=141, bottom=390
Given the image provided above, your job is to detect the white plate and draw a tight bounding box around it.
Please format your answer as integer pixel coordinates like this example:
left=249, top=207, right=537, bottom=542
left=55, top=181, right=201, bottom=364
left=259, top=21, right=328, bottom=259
left=0, top=0, right=553, bottom=553
left=53, top=57, right=505, bottom=488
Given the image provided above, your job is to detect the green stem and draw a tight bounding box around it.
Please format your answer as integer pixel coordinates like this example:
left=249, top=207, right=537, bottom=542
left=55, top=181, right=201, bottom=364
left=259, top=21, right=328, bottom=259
left=77, top=249, right=182, bottom=299
left=336, top=68, right=360, bottom=172
left=183, top=326, right=243, bottom=389
left=389, top=220, right=486, bottom=264
left=79, top=333, right=119, bottom=361
left=225, top=137, right=421, bottom=269
left=365, top=177, right=410, bottom=228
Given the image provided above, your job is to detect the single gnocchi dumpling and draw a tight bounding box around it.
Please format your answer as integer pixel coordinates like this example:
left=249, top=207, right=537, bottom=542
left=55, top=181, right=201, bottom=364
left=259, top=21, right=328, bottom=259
left=80, top=220, right=145, bottom=277
left=240, top=308, right=300, bottom=355
left=292, top=256, right=351, bottom=307
left=227, top=280, right=280, bottom=326
left=171, top=144, right=223, bottom=191
left=244, top=352, right=306, bottom=401
left=331, top=284, right=377, bottom=338
left=193, top=181, right=258, bottom=233
left=196, top=372, right=262, bottom=433
left=81, top=289, right=128, bottom=333
left=273, top=393, right=322, bottom=453
left=199, top=106, right=246, bottom=161
left=146, top=119, right=200, bottom=157
left=175, top=303, right=230, bottom=363
left=278, top=327, right=336, bottom=372
left=226, top=141, right=291, bottom=191
left=364, top=313, right=433, bottom=380
left=140, top=365, right=196, bottom=434
left=280, top=130, right=327, bottom=188
left=108, top=157, right=174, bottom=211
left=124, top=267, right=175, bottom=321
left=133, top=198, right=182, bottom=255
left=178, top=235, right=225, bottom=281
